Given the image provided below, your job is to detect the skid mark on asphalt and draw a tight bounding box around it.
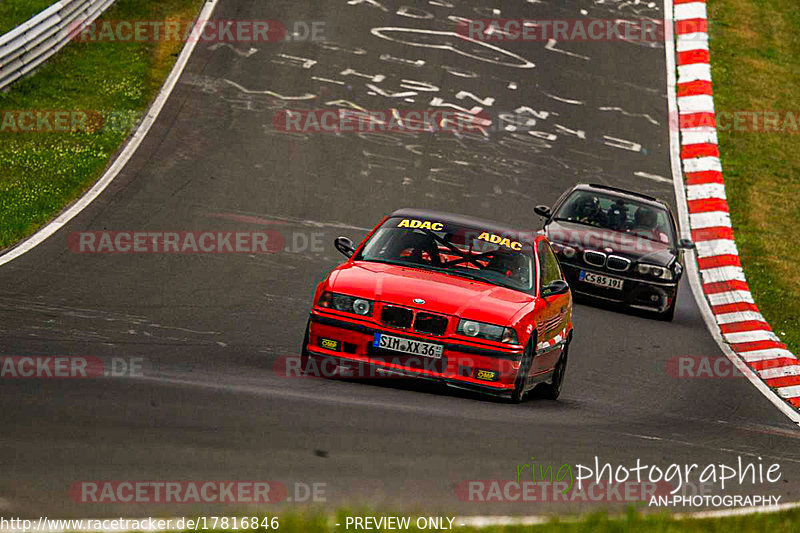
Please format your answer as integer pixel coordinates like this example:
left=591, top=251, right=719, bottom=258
left=618, top=432, right=800, bottom=464
left=0, top=296, right=222, bottom=345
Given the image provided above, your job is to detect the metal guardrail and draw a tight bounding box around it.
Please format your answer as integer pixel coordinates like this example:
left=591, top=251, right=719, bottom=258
left=0, top=0, right=116, bottom=91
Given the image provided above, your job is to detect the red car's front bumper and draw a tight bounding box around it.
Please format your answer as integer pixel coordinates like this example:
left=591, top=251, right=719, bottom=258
left=306, top=309, right=525, bottom=396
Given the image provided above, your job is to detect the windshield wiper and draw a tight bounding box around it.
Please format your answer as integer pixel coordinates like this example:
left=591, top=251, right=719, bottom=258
left=551, top=217, right=605, bottom=229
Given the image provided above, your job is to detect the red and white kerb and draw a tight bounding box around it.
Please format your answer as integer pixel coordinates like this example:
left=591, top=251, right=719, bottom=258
left=674, top=0, right=800, bottom=408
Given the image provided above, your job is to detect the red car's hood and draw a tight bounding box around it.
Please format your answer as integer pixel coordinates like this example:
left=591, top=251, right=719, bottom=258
left=326, top=262, right=535, bottom=324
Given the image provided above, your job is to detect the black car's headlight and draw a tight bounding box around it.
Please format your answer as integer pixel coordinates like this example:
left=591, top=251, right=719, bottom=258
left=457, top=319, right=519, bottom=344
left=636, top=263, right=674, bottom=281
left=317, top=292, right=373, bottom=316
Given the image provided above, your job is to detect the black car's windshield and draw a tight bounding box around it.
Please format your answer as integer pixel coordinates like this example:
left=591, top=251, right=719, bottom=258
left=356, top=216, right=536, bottom=292
left=553, top=190, right=676, bottom=245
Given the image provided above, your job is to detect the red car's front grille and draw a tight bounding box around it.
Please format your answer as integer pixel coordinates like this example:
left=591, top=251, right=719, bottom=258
left=381, top=305, right=413, bottom=329
left=413, top=312, right=448, bottom=336
left=380, top=305, right=449, bottom=336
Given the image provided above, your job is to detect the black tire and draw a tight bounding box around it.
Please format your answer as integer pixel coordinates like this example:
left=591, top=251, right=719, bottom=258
left=299, top=319, right=316, bottom=376
left=535, top=342, right=568, bottom=400
left=510, top=339, right=535, bottom=404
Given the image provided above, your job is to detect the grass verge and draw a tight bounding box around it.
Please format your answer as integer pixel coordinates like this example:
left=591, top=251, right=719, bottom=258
left=160, top=507, right=800, bottom=532
left=0, top=0, right=54, bottom=34
left=0, top=0, right=205, bottom=249
left=706, top=0, right=800, bottom=356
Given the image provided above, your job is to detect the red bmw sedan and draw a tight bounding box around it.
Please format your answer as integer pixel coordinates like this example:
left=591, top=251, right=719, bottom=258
left=301, top=208, right=574, bottom=402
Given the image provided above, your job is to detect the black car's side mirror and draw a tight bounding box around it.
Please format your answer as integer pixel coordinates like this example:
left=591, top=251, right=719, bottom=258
left=534, top=205, right=552, bottom=218
left=542, top=279, right=570, bottom=297
left=334, top=236, right=355, bottom=258
left=678, top=238, right=695, bottom=250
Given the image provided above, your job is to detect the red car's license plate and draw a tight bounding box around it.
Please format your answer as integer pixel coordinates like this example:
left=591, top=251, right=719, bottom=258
left=373, top=333, right=443, bottom=359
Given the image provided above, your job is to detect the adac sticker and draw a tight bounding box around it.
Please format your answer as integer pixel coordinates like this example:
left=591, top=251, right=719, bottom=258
left=397, top=219, right=444, bottom=231
left=477, top=232, right=522, bottom=250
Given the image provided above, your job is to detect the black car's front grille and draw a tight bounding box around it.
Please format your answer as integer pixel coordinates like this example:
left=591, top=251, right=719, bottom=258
left=413, top=312, right=448, bottom=336
left=381, top=305, right=413, bottom=329
left=606, top=255, right=631, bottom=272
left=380, top=305, right=449, bottom=336
left=583, top=250, right=606, bottom=267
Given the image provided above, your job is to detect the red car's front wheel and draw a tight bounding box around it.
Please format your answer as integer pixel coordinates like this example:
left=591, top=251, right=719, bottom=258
left=534, top=342, right=569, bottom=400
left=510, top=338, right=535, bottom=403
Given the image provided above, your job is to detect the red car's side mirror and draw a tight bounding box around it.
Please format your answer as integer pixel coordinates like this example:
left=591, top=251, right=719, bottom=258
left=334, top=236, right=355, bottom=258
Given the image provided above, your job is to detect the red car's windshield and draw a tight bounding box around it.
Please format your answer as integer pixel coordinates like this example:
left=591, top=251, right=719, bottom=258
left=355, top=217, right=536, bottom=293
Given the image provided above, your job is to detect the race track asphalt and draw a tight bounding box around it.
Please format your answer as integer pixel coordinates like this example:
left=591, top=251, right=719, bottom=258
left=1, top=0, right=799, bottom=518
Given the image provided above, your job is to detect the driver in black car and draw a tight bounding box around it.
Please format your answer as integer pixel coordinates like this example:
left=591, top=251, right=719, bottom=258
left=572, top=196, right=607, bottom=226
left=606, top=199, right=629, bottom=230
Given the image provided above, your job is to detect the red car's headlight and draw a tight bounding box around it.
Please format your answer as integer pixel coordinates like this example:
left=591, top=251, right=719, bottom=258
left=457, top=319, right=518, bottom=344
left=317, top=291, right=373, bottom=316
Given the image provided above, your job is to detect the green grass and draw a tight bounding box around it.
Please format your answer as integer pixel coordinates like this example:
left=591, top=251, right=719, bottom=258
left=158, top=507, right=800, bottom=532
left=0, top=0, right=55, bottom=34
left=0, top=0, right=204, bottom=250
left=706, top=0, right=800, bottom=357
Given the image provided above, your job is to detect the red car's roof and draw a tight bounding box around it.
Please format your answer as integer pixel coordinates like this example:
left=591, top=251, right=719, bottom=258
left=389, top=208, right=534, bottom=240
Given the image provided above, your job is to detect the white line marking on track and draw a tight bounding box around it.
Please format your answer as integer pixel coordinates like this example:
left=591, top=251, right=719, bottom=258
left=696, top=239, right=739, bottom=258
left=701, top=266, right=749, bottom=285
left=678, top=94, right=716, bottom=113
left=706, top=289, right=754, bottom=306
left=681, top=128, right=718, bottom=144
left=778, top=385, right=800, bottom=398
left=689, top=211, right=731, bottom=229
left=687, top=183, right=727, bottom=200
left=599, top=107, right=660, bottom=125
left=634, top=171, right=672, bottom=183
left=682, top=156, right=723, bottom=172
left=675, top=2, right=708, bottom=20
left=714, top=309, right=766, bottom=325
left=760, top=366, right=800, bottom=380
left=678, top=63, right=712, bottom=82
left=740, top=349, right=797, bottom=362
left=724, top=330, right=781, bottom=344
left=676, top=34, right=709, bottom=52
